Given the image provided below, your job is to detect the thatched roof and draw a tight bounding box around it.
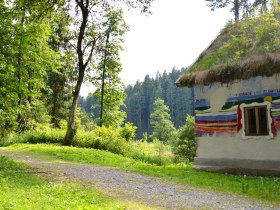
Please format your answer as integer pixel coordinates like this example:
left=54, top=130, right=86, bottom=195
left=176, top=13, right=280, bottom=88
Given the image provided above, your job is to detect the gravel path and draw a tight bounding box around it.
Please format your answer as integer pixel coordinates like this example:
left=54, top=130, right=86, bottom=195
left=1, top=149, right=278, bottom=210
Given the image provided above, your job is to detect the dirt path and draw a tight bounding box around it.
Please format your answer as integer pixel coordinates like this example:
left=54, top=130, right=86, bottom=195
left=0, top=149, right=277, bottom=210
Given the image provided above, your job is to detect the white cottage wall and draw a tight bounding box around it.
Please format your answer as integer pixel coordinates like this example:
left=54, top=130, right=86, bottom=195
left=194, top=75, right=280, bottom=175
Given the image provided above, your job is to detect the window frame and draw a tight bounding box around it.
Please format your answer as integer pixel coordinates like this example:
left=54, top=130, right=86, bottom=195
left=243, top=105, right=269, bottom=136
left=240, top=102, right=273, bottom=139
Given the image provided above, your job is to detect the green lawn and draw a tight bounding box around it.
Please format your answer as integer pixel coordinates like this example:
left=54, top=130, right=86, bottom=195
left=3, top=143, right=280, bottom=205
left=0, top=154, right=151, bottom=210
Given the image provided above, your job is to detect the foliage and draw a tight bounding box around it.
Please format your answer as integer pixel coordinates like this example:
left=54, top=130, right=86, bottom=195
left=0, top=2, right=60, bottom=133
left=150, top=98, right=178, bottom=144
left=172, top=115, right=196, bottom=163
left=6, top=143, right=280, bottom=204
left=0, top=156, right=147, bottom=209
left=46, top=7, right=73, bottom=128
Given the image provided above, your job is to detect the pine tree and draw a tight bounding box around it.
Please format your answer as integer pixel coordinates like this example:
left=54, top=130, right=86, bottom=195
left=173, top=115, right=196, bottom=163
left=123, top=68, right=194, bottom=139
left=150, top=98, right=178, bottom=144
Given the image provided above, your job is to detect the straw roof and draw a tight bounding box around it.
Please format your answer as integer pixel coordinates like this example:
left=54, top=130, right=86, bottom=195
left=176, top=13, right=280, bottom=88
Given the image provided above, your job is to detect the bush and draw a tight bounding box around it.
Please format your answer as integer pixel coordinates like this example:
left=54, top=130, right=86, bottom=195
left=120, top=123, right=137, bottom=142
left=73, top=126, right=130, bottom=156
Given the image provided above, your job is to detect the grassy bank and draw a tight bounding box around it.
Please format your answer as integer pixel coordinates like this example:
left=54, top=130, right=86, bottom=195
left=0, top=154, right=151, bottom=209
left=3, top=143, right=280, bottom=204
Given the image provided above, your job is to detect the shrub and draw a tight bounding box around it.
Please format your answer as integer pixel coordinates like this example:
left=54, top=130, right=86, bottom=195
left=120, top=123, right=137, bottom=142
left=73, top=126, right=130, bottom=156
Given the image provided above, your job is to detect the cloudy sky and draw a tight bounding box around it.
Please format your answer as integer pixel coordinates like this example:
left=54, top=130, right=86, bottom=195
left=82, top=0, right=232, bottom=96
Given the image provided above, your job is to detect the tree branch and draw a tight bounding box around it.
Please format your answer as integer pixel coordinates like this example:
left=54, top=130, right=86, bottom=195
left=84, top=37, right=99, bottom=68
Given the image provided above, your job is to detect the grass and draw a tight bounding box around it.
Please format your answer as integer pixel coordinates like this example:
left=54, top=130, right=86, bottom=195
left=3, top=143, right=280, bottom=205
left=0, top=154, right=152, bottom=210
left=133, top=141, right=173, bottom=158
left=0, top=128, right=174, bottom=166
left=130, top=140, right=174, bottom=165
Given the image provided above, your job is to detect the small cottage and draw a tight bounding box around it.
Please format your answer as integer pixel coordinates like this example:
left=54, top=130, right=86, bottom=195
left=176, top=13, right=280, bottom=176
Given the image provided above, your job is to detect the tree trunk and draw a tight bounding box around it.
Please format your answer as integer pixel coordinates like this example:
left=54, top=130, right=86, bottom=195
left=64, top=99, right=77, bottom=146
left=262, top=0, right=267, bottom=13
left=17, top=16, right=25, bottom=131
left=64, top=77, right=83, bottom=145
left=234, top=0, right=240, bottom=22
left=50, top=76, right=59, bottom=128
left=64, top=0, right=90, bottom=145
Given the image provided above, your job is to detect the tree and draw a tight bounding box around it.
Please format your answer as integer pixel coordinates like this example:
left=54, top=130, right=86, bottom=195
left=93, top=9, right=128, bottom=127
left=47, top=7, right=73, bottom=128
left=150, top=98, right=177, bottom=143
left=205, top=0, right=249, bottom=22
left=0, top=3, right=18, bottom=135
left=0, top=1, right=60, bottom=133
left=124, top=82, right=143, bottom=138
left=141, top=75, right=154, bottom=134
left=122, top=68, right=194, bottom=139
left=64, top=0, right=155, bottom=145
left=172, top=115, right=196, bottom=163
left=253, top=0, right=268, bottom=13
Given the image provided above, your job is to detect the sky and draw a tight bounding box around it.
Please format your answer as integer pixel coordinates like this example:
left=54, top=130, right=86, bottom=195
left=81, top=0, right=232, bottom=96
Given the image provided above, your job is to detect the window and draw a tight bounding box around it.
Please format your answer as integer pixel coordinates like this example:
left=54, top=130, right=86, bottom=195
left=244, top=106, right=269, bottom=136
